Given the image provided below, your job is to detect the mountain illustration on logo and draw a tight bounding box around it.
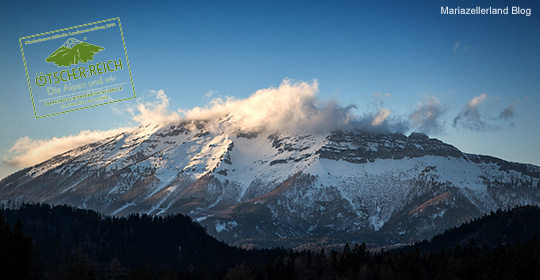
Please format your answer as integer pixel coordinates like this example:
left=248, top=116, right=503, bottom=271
left=45, top=38, right=104, bottom=67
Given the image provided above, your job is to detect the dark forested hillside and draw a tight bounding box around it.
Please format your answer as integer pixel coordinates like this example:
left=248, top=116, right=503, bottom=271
left=1, top=203, right=286, bottom=279
left=412, top=205, right=540, bottom=252
left=0, top=212, right=40, bottom=280
left=224, top=205, right=540, bottom=280
left=3, top=204, right=540, bottom=279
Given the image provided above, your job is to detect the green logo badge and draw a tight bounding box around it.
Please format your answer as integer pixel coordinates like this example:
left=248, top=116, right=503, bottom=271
left=46, top=38, right=105, bottom=67
left=19, top=18, right=136, bottom=118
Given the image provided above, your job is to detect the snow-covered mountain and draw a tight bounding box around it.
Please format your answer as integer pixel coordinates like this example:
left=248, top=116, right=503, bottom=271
left=1, top=118, right=539, bottom=249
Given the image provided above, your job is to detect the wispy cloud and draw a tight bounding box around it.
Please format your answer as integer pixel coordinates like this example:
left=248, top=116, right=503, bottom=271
left=371, top=108, right=391, bottom=126
left=204, top=90, right=218, bottom=100
left=499, top=99, right=518, bottom=120
left=452, top=93, right=518, bottom=131
left=183, top=79, right=409, bottom=134
left=409, top=96, right=447, bottom=135
left=183, top=79, right=360, bottom=133
left=127, top=89, right=182, bottom=125
left=452, top=93, right=491, bottom=130
left=452, top=40, right=472, bottom=52
left=372, top=92, right=391, bottom=99
left=4, top=129, right=126, bottom=168
left=4, top=90, right=180, bottom=169
left=453, top=93, right=519, bottom=131
left=452, top=41, right=462, bottom=52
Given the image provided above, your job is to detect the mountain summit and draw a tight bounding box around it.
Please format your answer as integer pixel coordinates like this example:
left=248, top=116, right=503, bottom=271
left=1, top=119, right=539, bottom=248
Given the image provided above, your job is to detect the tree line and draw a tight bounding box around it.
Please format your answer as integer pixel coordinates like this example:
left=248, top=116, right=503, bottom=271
left=2, top=204, right=540, bottom=279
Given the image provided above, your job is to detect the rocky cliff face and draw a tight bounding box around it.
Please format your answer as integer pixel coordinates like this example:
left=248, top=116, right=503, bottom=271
left=2, top=119, right=539, bottom=249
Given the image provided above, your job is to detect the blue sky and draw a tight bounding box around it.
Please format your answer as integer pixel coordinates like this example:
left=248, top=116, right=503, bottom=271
left=1, top=0, right=539, bottom=179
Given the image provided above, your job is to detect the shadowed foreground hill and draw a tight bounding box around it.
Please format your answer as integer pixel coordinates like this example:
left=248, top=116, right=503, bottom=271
left=224, top=205, right=540, bottom=280
left=1, top=203, right=285, bottom=280
left=3, top=204, right=540, bottom=279
left=412, top=204, right=540, bottom=252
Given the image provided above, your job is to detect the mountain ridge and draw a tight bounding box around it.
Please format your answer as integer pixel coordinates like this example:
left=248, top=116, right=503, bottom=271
left=1, top=119, right=539, bottom=248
